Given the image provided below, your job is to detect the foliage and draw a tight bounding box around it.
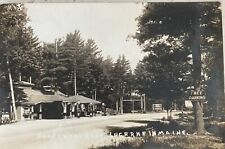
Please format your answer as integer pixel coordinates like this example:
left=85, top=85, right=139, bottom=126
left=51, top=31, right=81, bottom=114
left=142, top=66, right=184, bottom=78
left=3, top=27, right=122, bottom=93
left=41, top=31, right=133, bottom=108
left=134, top=2, right=223, bottom=113
left=0, top=4, right=42, bottom=101
left=134, top=36, right=192, bottom=109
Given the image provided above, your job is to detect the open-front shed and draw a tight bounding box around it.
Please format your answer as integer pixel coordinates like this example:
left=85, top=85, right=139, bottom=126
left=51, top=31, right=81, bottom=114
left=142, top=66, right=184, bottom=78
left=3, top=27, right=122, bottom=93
left=16, top=83, right=101, bottom=120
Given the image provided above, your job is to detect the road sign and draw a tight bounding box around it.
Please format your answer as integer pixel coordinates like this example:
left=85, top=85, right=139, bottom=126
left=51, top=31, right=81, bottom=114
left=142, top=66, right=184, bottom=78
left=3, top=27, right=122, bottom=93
left=189, top=90, right=206, bottom=101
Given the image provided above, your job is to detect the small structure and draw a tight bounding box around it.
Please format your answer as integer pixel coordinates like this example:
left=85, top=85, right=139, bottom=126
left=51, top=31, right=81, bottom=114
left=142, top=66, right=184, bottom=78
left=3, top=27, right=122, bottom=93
left=152, top=104, right=163, bottom=112
left=15, top=81, right=101, bottom=120
left=120, top=92, right=146, bottom=114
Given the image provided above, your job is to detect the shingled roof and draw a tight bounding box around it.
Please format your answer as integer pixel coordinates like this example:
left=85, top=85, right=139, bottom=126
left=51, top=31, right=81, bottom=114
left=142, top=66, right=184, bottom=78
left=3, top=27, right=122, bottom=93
left=20, top=87, right=101, bottom=105
left=66, top=95, right=101, bottom=104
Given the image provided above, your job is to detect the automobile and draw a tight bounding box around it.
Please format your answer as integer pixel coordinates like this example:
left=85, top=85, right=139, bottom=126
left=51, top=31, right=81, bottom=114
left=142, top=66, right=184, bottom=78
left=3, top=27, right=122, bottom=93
left=105, top=108, right=117, bottom=115
left=1, top=112, right=10, bottom=124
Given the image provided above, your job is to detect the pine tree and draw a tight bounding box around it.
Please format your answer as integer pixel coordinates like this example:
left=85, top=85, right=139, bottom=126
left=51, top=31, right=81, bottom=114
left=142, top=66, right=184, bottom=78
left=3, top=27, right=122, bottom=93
left=134, top=2, right=223, bottom=134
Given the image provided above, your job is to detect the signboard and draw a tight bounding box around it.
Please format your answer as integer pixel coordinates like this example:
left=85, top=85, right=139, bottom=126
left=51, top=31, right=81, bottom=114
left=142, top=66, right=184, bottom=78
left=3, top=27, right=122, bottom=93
left=189, top=90, right=206, bottom=101
left=152, top=104, right=163, bottom=111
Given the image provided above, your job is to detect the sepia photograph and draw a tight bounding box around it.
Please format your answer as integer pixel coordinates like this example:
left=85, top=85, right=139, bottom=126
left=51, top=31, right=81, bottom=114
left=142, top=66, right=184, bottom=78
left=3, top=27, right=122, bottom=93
left=0, top=1, right=224, bottom=149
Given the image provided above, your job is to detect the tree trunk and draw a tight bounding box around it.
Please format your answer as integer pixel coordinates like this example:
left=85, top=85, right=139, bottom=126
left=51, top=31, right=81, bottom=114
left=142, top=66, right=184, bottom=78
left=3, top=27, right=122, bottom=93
left=120, top=96, right=123, bottom=114
left=190, top=6, right=205, bottom=134
left=116, top=99, right=119, bottom=113
left=193, top=101, right=205, bottom=134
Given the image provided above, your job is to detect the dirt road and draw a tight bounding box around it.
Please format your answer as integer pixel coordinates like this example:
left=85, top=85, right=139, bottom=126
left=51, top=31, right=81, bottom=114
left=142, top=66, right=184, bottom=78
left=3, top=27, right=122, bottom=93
left=0, top=112, right=180, bottom=149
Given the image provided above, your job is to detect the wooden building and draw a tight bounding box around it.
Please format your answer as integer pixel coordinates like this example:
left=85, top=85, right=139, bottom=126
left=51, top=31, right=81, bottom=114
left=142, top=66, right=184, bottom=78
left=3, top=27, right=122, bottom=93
left=15, top=81, right=101, bottom=120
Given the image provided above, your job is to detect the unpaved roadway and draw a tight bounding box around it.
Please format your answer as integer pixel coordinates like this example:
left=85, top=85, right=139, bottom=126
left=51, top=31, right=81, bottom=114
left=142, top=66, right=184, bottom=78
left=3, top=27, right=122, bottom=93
left=0, top=112, right=180, bottom=149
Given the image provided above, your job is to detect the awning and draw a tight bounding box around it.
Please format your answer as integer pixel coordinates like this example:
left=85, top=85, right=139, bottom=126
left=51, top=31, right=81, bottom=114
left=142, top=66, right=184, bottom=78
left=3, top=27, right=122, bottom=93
left=66, top=95, right=101, bottom=104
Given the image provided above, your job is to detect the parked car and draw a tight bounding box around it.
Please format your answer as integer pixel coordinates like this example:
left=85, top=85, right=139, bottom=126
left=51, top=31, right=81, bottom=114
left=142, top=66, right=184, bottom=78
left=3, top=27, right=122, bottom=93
left=106, top=108, right=117, bottom=115
left=1, top=112, right=10, bottom=124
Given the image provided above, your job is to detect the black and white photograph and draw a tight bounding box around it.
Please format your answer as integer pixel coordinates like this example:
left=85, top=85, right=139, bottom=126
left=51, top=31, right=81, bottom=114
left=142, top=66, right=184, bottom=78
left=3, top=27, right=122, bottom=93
left=0, top=1, right=224, bottom=149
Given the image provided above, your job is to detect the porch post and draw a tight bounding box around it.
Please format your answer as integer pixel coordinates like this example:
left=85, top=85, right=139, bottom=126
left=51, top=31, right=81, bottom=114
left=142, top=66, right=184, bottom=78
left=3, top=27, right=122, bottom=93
left=63, top=102, right=67, bottom=119
left=71, top=103, right=75, bottom=118
left=69, top=103, right=72, bottom=118
left=38, top=103, right=42, bottom=119
left=30, top=106, right=34, bottom=120
left=141, top=96, right=143, bottom=113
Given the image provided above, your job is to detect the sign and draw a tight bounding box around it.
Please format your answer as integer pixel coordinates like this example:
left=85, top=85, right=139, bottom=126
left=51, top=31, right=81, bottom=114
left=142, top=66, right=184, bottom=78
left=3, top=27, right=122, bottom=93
left=152, top=104, right=163, bottom=111
left=189, top=90, right=205, bottom=101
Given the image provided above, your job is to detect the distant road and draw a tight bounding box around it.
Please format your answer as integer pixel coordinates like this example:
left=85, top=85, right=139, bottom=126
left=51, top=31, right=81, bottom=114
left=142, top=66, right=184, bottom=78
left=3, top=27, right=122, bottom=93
left=0, top=111, right=180, bottom=149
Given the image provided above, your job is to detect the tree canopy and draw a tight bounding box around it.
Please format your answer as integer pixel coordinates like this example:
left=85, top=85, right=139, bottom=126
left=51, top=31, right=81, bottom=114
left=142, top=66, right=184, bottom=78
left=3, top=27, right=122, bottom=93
left=0, top=4, right=42, bottom=101
left=134, top=2, right=223, bottom=133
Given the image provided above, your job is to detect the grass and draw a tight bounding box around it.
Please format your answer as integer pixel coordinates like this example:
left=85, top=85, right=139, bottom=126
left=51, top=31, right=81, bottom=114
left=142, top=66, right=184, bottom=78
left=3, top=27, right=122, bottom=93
left=93, top=114, right=225, bottom=149
left=146, top=134, right=225, bottom=149
left=94, top=134, right=225, bottom=149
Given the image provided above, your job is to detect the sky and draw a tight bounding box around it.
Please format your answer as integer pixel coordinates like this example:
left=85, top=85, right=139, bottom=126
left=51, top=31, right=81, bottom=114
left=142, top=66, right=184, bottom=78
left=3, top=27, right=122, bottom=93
left=25, top=3, right=146, bottom=70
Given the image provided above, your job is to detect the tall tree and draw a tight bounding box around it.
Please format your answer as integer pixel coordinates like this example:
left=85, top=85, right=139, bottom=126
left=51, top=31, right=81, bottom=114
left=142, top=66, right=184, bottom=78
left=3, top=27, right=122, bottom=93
left=41, top=31, right=106, bottom=100
left=0, top=4, right=42, bottom=120
left=134, top=36, right=192, bottom=113
left=134, top=2, right=223, bottom=134
left=57, top=30, right=85, bottom=95
left=111, top=55, right=132, bottom=111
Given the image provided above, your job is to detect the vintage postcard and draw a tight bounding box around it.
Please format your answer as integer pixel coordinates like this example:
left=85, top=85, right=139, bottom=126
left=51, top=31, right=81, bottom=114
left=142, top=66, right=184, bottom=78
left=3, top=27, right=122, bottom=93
left=0, top=1, right=224, bottom=149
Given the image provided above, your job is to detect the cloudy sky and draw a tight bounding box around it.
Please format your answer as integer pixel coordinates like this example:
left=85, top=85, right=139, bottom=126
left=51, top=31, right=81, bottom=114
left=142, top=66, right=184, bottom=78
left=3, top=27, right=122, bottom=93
left=25, top=3, right=146, bottom=70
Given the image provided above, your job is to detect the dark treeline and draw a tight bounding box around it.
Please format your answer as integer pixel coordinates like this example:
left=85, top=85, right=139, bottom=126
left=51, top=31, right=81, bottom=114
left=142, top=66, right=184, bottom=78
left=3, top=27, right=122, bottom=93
left=0, top=3, right=133, bottom=109
left=39, top=31, right=133, bottom=108
left=133, top=2, right=223, bottom=134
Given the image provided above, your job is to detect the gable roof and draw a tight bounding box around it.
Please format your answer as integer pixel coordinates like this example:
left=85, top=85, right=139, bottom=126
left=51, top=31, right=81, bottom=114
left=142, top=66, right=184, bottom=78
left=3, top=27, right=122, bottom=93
left=21, top=87, right=67, bottom=105
left=66, top=95, right=101, bottom=104
left=20, top=87, right=101, bottom=105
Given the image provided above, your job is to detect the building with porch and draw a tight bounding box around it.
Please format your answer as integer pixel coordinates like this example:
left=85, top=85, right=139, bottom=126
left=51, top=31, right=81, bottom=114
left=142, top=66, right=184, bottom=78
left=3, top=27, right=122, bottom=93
left=15, top=81, right=101, bottom=120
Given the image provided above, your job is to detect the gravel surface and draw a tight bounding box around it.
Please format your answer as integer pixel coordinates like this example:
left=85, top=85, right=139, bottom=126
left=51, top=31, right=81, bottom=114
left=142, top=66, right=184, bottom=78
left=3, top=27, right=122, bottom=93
left=0, top=112, right=180, bottom=149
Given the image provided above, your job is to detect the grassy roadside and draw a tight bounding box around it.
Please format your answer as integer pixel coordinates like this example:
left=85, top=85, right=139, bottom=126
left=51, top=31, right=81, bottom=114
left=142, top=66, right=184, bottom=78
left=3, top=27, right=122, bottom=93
left=94, top=134, right=225, bottom=149
left=93, top=113, right=225, bottom=149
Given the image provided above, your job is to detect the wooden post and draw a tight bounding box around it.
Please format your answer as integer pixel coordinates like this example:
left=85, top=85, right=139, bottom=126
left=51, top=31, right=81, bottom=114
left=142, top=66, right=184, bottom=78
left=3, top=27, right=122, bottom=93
left=71, top=103, right=75, bottom=117
left=7, top=56, right=17, bottom=121
left=29, top=76, right=32, bottom=84
left=141, top=96, right=143, bottom=113
left=120, top=96, right=123, bottom=114
left=63, top=102, right=67, bottom=119
left=19, top=73, right=21, bottom=82
left=69, top=104, right=72, bottom=118
left=143, top=94, right=146, bottom=112
left=38, top=104, right=42, bottom=119
left=31, top=106, right=34, bottom=119
left=116, top=99, right=119, bottom=113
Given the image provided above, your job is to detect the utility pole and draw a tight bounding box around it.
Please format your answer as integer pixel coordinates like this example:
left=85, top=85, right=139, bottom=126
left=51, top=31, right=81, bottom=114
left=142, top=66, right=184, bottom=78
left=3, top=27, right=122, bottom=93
left=55, top=38, right=58, bottom=58
left=74, top=66, right=77, bottom=96
left=94, top=89, right=96, bottom=100
left=73, top=47, right=77, bottom=96
left=7, top=56, right=17, bottom=121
